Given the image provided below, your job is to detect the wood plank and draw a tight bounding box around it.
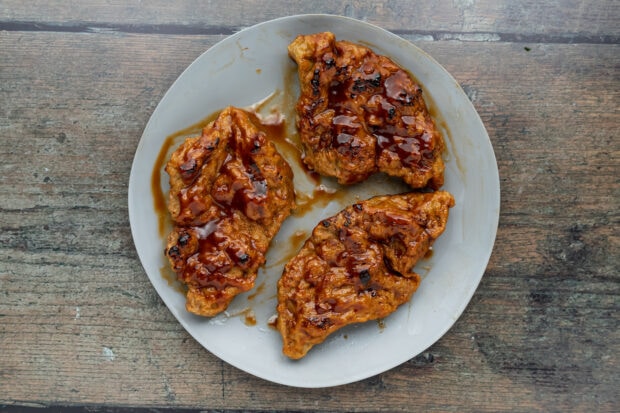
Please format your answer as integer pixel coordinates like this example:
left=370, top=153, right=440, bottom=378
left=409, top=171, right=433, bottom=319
left=0, top=30, right=618, bottom=411
left=0, top=0, right=618, bottom=40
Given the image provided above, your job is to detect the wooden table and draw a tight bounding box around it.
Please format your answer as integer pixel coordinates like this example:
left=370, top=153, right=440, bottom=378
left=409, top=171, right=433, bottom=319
left=1, top=1, right=618, bottom=411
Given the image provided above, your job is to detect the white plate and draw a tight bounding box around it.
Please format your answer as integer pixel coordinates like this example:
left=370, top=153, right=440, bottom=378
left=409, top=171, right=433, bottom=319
left=128, top=14, right=499, bottom=388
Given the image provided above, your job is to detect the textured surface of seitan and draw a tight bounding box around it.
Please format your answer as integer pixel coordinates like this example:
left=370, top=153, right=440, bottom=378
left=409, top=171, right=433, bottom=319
left=277, top=191, right=455, bottom=359
left=165, top=107, right=295, bottom=316
left=289, top=32, right=445, bottom=188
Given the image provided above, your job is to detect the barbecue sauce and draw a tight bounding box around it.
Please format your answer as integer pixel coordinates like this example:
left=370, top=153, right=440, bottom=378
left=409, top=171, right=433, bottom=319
left=307, top=43, right=435, bottom=171
left=151, top=111, right=220, bottom=237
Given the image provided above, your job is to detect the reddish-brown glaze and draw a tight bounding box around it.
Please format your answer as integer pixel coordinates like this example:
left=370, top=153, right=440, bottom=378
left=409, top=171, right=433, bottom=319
left=164, top=107, right=295, bottom=317
left=277, top=191, right=455, bottom=359
left=288, top=32, right=444, bottom=188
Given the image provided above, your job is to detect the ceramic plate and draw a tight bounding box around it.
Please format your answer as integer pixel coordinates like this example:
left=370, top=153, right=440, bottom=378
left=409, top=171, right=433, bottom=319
left=128, top=14, right=499, bottom=387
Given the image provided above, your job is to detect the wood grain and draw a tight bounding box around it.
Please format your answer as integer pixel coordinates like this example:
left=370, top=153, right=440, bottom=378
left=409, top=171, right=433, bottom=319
left=0, top=2, right=618, bottom=411
left=0, top=0, right=618, bottom=41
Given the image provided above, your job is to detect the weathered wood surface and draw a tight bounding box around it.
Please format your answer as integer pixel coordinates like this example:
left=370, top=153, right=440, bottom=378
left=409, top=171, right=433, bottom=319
left=0, top=1, right=618, bottom=412
left=1, top=0, right=618, bottom=41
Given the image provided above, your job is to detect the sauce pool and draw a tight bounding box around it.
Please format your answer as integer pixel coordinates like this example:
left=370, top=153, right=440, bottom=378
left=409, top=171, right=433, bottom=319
left=243, top=308, right=257, bottom=326
left=247, top=282, right=266, bottom=301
